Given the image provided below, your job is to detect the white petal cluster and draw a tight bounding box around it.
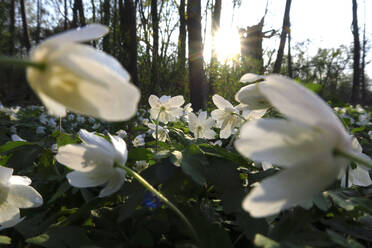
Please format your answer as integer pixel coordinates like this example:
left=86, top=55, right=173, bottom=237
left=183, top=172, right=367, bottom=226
left=188, top=111, right=216, bottom=139
left=235, top=75, right=353, bottom=218
left=27, top=24, right=140, bottom=121
left=147, top=123, right=169, bottom=142
left=148, top=95, right=185, bottom=124
left=56, top=129, right=127, bottom=198
left=0, top=166, right=43, bottom=230
left=341, top=137, right=372, bottom=187
left=211, top=95, right=243, bottom=139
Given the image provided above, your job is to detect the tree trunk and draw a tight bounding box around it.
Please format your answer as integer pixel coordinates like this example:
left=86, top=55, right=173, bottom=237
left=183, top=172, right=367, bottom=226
left=19, top=0, right=31, bottom=51
left=91, top=0, right=96, bottom=47
left=177, top=0, right=186, bottom=72
left=287, top=22, right=293, bottom=78
left=9, top=0, right=15, bottom=55
left=273, top=0, right=292, bottom=73
left=119, top=0, right=139, bottom=86
left=361, top=23, right=366, bottom=104
left=102, top=0, right=110, bottom=53
left=77, top=0, right=86, bottom=26
left=209, top=0, right=221, bottom=93
left=64, top=0, right=68, bottom=30
left=211, top=0, right=221, bottom=64
left=36, top=0, right=41, bottom=44
left=112, top=0, right=118, bottom=56
left=187, top=0, right=207, bottom=111
left=151, top=0, right=159, bottom=91
left=73, top=0, right=85, bottom=27
left=350, top=0, right=361, bottom=104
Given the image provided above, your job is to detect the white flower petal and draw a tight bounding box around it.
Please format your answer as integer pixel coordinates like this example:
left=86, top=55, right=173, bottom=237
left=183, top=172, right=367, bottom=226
left=220, top=123, right=233, bottom=139
left=235, top=83, right=270, bottom=110
left=243, top=157, right=343, bottom=217
left=0, top=166, right=13, bottom=184
left=99, top=168, right=126, bottom=198
left=29, top=43, right=140, bottom=121
left=0, top=202, right=21, bottom=230
left=109, top=135, right=128, bottom=166
left=79, top=129, right=113, bottom=154
left=148, top=95, right=160, bottom=108
left=66, top=170, right=110, bottom=188
left=7, top=184, right=43, bottom=208
left=166, top=96, right=185, bottom=107
left=212, top=94, right=233, bottom=110
left=260, top=75, right=345, bottom=134
left=240, top=73, right=265, bottom=83
left=9, top=176, right=32, bottom=186
left=235, top=119, right=337, bottom=167
left=44, top=24, right=109, bottom=44
left=56, top=144, right=114, bottom=172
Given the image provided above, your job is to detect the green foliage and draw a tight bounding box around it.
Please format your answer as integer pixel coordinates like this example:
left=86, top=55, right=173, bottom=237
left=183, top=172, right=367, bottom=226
left=0, top=102, right=371, bottom=247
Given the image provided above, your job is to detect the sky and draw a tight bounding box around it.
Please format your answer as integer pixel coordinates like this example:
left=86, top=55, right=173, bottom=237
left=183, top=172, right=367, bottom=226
left=203, top=0, right=372, bottom=76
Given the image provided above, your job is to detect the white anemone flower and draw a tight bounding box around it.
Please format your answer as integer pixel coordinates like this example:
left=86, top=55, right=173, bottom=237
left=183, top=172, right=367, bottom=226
left=0, top=166, right=43, bottom=230
left=341, top=137, right=372, bottom=187
left=239, top=73, right=265, bottom=84
left=211, top=95, right=243, bottom=139
left=132, top=134, right=145, bottom=147
left=235, top=83, right=271, bottom=110
left=27, top=24, right=140, bottom=121
left=235, top=75, right=353, bottom=218
left=56, top=129, right=127, bottom=198
left=148, top=95, right=185, bottom=123
left=147, top=123, right=169, bottom=142
left=188, top=111, right=216, bottom=139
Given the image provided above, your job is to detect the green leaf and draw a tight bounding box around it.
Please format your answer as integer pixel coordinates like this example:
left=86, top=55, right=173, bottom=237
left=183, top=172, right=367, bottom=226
left=181, top=144, right=208, bottom=185
left=304, top=83, right=322, bottom=93
left=56, top=132, right=79, bottom=147
left=0, top=141, right=33, bottom=154
left=128, top=147, right=154, bottom=161
left=326, top=230, right=364, bottom=248
left=254, top=234, right=280, bottom=248
left=323, top=190, right=355, bottom=211
left=26, top=226, right=93, bottom=248
left=47, top=181, right=71, bottom=204
left=0, top=235, right=11, bottom=245
left=351, top=126, right=365, bottom=134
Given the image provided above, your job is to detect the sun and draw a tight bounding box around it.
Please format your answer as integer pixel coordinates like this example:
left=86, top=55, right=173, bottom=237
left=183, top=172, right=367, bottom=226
left=213, top=27, right=241, bottom=62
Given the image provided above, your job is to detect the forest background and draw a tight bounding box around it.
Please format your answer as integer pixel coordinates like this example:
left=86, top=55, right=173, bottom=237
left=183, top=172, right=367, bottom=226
left=0, top=0, right=371, bottom=110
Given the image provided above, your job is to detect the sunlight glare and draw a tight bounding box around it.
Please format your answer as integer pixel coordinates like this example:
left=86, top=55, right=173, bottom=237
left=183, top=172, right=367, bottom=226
left=214, top=28, right=241, bottom=62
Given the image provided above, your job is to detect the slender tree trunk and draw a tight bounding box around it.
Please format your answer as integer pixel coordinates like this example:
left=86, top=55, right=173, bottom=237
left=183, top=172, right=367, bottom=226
left=361, top=23, right=366, bottom=104
left=273, top=0, right=292, bottom=73
left=119, top=0, right=139, bottom=86
left=91, top=0, right=96, bottom=47
left=72, top=0, right=78, bottom=27
left=9, top=0, right=15, bottom=56
left=187, top=0, right=207, bottom=110
left=209, top=0, right=221, bottom=93
left=36, top=0, right=41, bottom=44
left=351, top=0, right=361, bottom=104
left=210, top=0, right=221, bottom=64
left=77, top=0, right=86, bottom=26
left=102, top=0, right=110, bottom=53
left=64, top=0, right=68, bottom=30
left=177, top=0, right=186, bottom=71
left=287, top=24, right=293, bottom=78
left=151, top=0, right=159, bottom=91
left=113, top=0, right=118, bottom=56
left=19, top=0, right=31, bottom=51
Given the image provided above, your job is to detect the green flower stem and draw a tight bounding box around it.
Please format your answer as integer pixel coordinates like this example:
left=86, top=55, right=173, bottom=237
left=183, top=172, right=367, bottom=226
left=0, top=56, right=46, bottom=71
left=155, top=111, right=162, bottom=153
left=334, top=148, right=372, bottom=170
left=120, top=164, right=202, bottom=247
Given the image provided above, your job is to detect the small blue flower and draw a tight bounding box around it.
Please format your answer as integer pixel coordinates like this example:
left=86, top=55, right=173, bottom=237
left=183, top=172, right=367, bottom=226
left=143, top=191, right=161, bottom=209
